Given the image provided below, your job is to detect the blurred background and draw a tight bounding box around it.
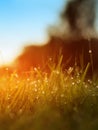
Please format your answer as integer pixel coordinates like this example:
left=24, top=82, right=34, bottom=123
left=0, top=0, right=98, bottom=73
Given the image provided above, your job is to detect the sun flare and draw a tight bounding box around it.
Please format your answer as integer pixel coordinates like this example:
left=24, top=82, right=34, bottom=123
left=0, top=47, right=20, bottom=66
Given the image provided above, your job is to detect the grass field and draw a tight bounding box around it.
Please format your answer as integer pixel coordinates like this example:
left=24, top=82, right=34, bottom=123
left=0, top=57, right=98, bottom=130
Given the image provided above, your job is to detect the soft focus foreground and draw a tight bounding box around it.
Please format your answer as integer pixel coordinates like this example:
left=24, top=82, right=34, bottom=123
left=0, top=57, right=98, bottom=130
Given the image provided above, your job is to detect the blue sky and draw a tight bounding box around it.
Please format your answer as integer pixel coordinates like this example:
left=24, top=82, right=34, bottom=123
left=0, top=0, right=64, bottom=64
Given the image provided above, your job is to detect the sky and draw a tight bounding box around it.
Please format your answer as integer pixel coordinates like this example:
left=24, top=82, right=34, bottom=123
left=0, top=0, right=64, bottom=64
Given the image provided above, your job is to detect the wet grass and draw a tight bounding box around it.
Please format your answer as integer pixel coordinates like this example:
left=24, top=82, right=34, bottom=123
left=0, top=59, right=98, bottom=130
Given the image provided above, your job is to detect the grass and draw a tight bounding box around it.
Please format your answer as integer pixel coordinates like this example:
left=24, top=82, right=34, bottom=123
left=0, top=57, right=98, bottom=130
